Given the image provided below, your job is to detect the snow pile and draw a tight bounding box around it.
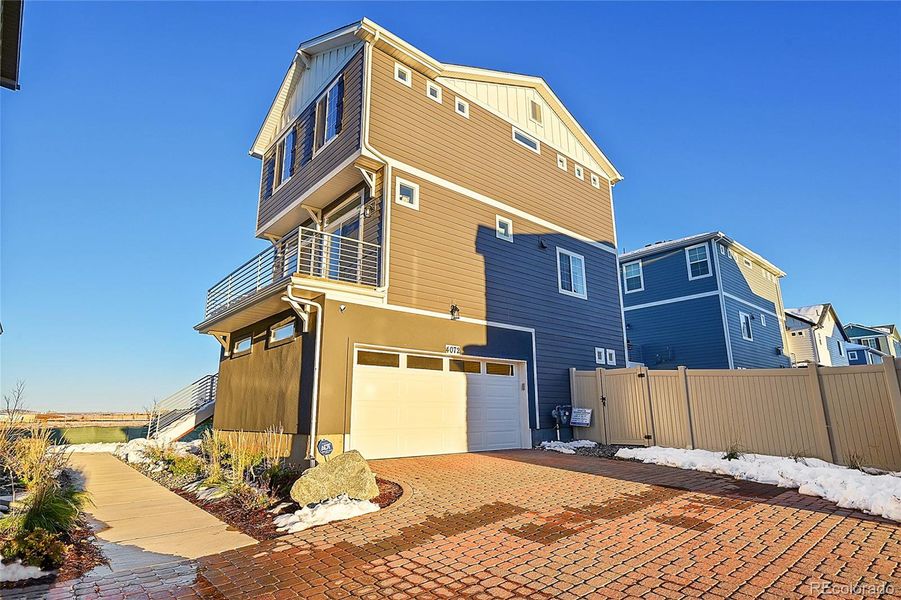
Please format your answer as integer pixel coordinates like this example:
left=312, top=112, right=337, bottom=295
left=0, top=555, right=50, bottom=582
left=616, top=447, right=901, bottom=522
left=55, top=442, right=123, bottom=454
left=539, top=440, right=597, bottom=454
left=53, top=438, right=201, bottom=464
left=182, top=481, right=228, bottom=501
left=273, top=495, right=379, bottom=533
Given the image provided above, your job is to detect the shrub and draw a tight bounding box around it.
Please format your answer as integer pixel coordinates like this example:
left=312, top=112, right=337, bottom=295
left=846, top=452, right=865, bottom=471
left=201, top=430, right=227, bottom=486
left=168, top=454, right=204, bottom=479
left=222, top=431, right=264, bottom=490
left=722, top=442, right=743, bottom=461
left=11, top=426, right=68, bottom=490
left=142, top=442, right=176, bottom=466
left=1, top=481, right=90, bottom=536
left=1, top=528, right=67, bottom=570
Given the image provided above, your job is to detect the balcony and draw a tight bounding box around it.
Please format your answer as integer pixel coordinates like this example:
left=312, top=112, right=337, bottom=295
left=203, top=227, right=381, bottom=320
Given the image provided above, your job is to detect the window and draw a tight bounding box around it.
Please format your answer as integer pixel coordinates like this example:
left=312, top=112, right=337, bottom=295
left=394, top=62, right=412, bottom=87
left=727, top=248, right=734, bottom=259
left=595, top=348, right=607, bottom=365
left=357, top=350, right=400, bottom=367
left=486, top=362, right=514, bottom=376
left=862, top=337, right=879, bottom=350
left=848, top=351, right=858, bottom=361
left=315, top=77, right=344, bottom=150
left=685, top=243, right=711, bottom=280
left=743, top=257, right=753, bottom=269
left=233, top=336, right=252, bottom=355
left=426, top=81, right=442, bottom=103
left=719, top=244, right=726, bottom=255
left=529, top=99, right=543, bottom=124
left=740, top=312, right=754, bottom=341
left=455, top=97, right=469, bottom=118
left=622, top=260, right=644, bottom=293
left=574, top=164, right=584, bottom=180
left=277, top=130, right=296, bottom=186
left=269, top=320, right=295, bottom=344
left=606, top=349, right=617, bottom=366
left=395, top=177, right=419, bottom=210
left=837, top=341, right=844, bottom=356
left=407, top=355, right=443, bottom=371
left=512, top=127, right=540, bottom=153
left=449, top=359, right=481, bottom=373
left=759, top=313, right=767, bottom=327
left=590, top=173, right=600, bottom=188
left=556, top=154, right=567, bottom=171
left=557, top=247, right=587, bottom=299
left=496, top=215, right=513, bottom=242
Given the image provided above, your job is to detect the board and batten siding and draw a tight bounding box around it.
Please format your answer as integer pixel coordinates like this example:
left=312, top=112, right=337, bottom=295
left=368, top=48, right=615, bottom=247
left=387, top=172, right=624, bottom=434
left=257, top=49, right=364, bottom=233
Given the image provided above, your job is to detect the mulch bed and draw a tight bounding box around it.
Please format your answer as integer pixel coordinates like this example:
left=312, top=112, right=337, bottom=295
left=372, top=477, right=403, bottom=508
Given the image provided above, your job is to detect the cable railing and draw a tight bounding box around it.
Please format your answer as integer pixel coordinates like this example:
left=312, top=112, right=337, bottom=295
left=147, top=374, right=218, bottom=439
left=203, top=227, right=381, bottom=319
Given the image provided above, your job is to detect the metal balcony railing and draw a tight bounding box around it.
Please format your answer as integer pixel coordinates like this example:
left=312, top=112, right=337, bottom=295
left=147, top=374, right=217, bottom=439
left=204, top=227, right=381, bottom=319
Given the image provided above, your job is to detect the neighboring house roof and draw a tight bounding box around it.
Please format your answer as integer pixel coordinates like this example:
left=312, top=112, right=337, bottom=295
left=249, top=18, right=622, bottom=182
left=1, top=0, right=24, bottom=91
left=845, top=323, right=900, bottom=339
left=846, top=342, right=889, bottom=357
left=619, top=231, right=786, bottom=277
left=784, top=304, right=850, bottom=342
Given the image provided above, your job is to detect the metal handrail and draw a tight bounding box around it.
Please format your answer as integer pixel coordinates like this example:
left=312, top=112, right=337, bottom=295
left=203, top=227, right=381, bottom=319
left=147, top=374, right=218, bottom=439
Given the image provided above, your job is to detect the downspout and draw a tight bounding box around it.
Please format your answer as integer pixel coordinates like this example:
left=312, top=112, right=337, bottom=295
left=284, top=287, right=323, bottom=466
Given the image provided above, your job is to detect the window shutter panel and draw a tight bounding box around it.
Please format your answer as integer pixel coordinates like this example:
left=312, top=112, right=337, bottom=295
left=333, top=76, right=345, bottom=135
left=301, top=118, right=314, bottom=165
left=262, top=154, right=275, bottom=199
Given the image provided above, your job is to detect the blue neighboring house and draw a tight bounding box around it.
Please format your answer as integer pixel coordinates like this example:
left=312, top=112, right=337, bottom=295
left=844, top=323, right=900, bottom=365
left=620, top=232, right=790, bottom=369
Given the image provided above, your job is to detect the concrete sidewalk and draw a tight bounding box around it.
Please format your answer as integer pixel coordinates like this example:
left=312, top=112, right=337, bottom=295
left=68, top=453, right=255, bottom=574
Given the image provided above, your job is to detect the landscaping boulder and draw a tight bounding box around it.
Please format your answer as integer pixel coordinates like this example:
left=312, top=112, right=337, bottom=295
left=289, top=450, right=379, bottom=506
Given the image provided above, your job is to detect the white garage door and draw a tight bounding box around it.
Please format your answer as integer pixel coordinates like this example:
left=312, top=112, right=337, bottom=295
left=349, top=349, right=528, bottom=459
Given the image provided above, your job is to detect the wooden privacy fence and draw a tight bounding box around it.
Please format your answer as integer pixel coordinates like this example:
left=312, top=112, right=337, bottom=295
left=570, top=359, right=901, bottom=471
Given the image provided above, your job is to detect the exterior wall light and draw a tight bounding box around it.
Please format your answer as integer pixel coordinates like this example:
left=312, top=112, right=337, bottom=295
left=450, top=304, right=460, bottom=320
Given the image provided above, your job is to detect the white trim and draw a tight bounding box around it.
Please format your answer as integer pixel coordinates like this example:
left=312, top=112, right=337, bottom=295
left=621, top=260, right=644, bottom=294
left=573, top=164, right=584, bottom=180
left=511, top=127, right=540, bottom=154
left=760, top=313, right=767, bottom=327
left=605, top=348, right=617, bottom=366
left=495, top=215, right=513, bottom=242
left=382, top=157, right=617, bottom=255
left=528, top=99, right=543, bottom=125
left=454, top=96, right=469, bottom=118
left=848, top=350, right=858, bottom=361
left=556, top=247, right=588, bottom=300
left=623, top=290, right=720, bottom=312
left=595, top=347, right=606, bottom=365
left=685, top=243, right=713, bottom=281
left=609, top=180, right=628, bottom=364
left=394, top=62, right=412, bottom=87
left=425, top=81, right=442, bottom=103
left=711, top=243, right=734, bottom=369
left=395, top=177, right=419, bottom=210
left=590, top=173, right=600, bottom=189
left=722, top=292, right=781, bottom=319
left=739, top=311, right=754, bottom=341
left=556, top=154, right=567, bottom=171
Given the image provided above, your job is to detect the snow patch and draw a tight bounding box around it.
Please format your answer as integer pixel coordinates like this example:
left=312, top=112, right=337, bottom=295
left=273, top=495, right=379, bottom=533
left=0, top=554, right=50, bottom=582
left=616, top=446, right=901, bottom=522
left=54, top=438, right=201, bottom=464
left=539, top=440, right=597, bottom=454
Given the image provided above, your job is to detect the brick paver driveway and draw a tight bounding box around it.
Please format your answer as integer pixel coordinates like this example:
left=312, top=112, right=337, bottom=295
left=13, top=451, right=900, bottom=599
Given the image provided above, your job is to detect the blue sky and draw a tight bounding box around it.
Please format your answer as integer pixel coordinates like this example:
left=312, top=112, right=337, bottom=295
left=2, top=2, right=899, bottom=411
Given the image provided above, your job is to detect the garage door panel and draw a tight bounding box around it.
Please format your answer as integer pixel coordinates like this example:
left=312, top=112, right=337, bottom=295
left=351, top=354, right=525, bottom=459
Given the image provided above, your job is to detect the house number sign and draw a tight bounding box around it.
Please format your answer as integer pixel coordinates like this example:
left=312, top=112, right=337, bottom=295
left=445, top=345, right=462, bottom=355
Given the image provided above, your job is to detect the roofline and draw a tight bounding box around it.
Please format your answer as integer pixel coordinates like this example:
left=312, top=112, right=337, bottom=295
left=845, top=323, right=899, bottom=338
left=620, top=232, right=786, bottom=277
left=784, top=311, right=817, bottom=326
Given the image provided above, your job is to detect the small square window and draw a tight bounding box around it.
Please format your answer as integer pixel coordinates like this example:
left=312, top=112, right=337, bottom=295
left=455, top=97, right=469, bottom=118
left=512, top=127, right=540, bottom=153
left=496, top=215, right=513, bottom=242
left=719, top=244, right=726, bottom=255
left=395, top=177, right=419, bottom=210
left=727, top=248, right=734, bottom=259
left=233, top=336, right=252, bottom=355
left=529, top=99, right=543, bottom=125
left=848, top=351, right=858, bottom=361
left=595, top=347, right=606, bottom=365
left=760, top=314, right=767, bottom=327
left=394, top=63, right=412, bottom=87
left=590, top=173, right=600, bottom=188
left=426, top=81, right=442, bottom=103
left=574, top=165, right=584, bottom=180
left=743, top=258, right=753, bottom=269
left=556, top=154, right=567, bottom=171
left=606, top=349, right=617, bottom=366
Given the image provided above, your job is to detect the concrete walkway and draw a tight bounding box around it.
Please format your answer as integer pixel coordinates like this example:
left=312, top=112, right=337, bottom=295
left=68, top=453, right=255, bottom=574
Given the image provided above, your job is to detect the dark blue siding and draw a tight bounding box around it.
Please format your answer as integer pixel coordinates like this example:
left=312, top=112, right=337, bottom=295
left=623, top=295, right=729, bottom=369
left=846, top=349, right=868, bottom=365
left=621, top=240, right=718, bottom=306
left=474, top=228, right=625, bottom=444
left=724, top=296, right=790, bottom=368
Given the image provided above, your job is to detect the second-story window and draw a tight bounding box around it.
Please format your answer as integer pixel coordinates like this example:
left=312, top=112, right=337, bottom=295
left=512, top=127, right=540, bottom=154
left=557, top=247, right=587, bottom=299
left=622, top=260, right=643, bottom=293
left=740, top=312, right=754, bottom=341
left=278, top=129, right=296, bottom=186
left=685, top=243, right=711, bottom=280
left=315, top=76, right=344, bottom=151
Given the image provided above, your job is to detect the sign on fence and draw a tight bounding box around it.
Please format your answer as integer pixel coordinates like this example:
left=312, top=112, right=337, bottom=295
left=570, top=408, right=592, bottom=427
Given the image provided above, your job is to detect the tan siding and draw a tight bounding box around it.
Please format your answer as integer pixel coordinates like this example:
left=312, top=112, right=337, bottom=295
left=369, top=48, right=615, bottom=245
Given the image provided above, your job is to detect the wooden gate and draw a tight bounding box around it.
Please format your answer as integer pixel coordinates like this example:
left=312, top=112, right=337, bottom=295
left=570, top=367, right=653, bottom=446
